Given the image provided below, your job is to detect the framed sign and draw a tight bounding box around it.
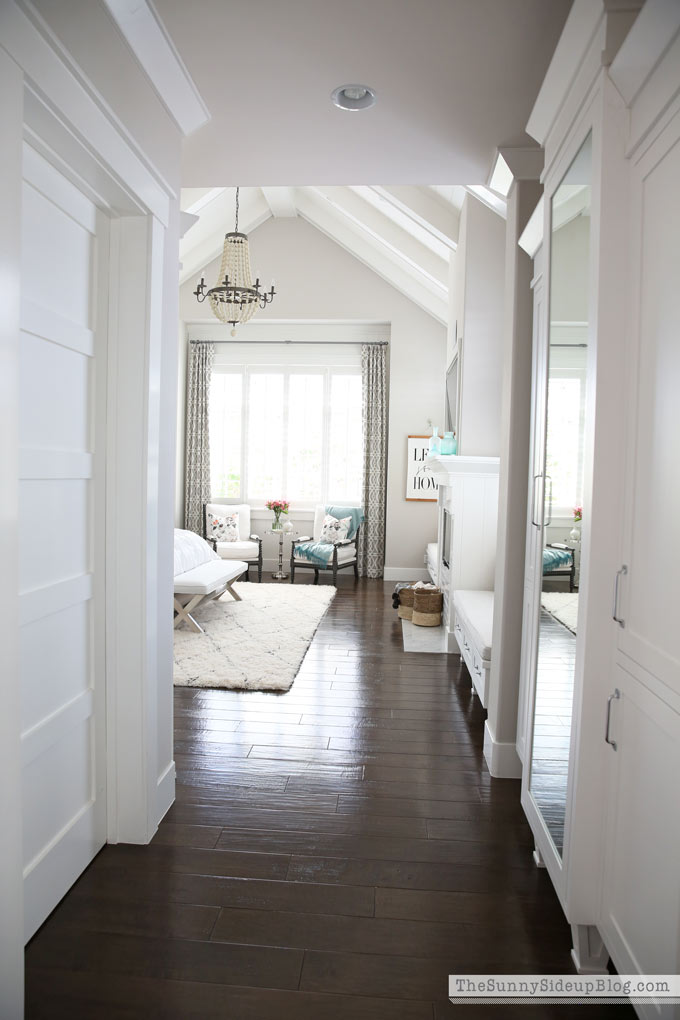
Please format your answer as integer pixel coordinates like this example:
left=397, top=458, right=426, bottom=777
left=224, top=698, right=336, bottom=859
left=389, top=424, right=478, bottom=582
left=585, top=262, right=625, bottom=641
left=406, top=435, right=439, bottom=501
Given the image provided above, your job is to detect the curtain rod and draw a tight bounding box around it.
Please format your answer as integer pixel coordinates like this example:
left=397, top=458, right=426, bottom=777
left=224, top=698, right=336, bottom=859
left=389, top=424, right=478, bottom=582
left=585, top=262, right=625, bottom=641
left=189, top=339, right=388, bottom=346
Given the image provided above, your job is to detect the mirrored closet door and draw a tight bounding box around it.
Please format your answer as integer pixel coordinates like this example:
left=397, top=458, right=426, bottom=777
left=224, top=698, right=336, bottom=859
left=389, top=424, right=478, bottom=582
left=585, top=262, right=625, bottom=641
left=527, top=133, right=592, bottom=857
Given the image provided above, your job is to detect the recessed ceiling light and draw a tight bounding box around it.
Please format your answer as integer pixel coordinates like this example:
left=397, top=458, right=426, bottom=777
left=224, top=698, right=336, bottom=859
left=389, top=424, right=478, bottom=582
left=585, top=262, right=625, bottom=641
left=331, top=84, right=376, bottom=111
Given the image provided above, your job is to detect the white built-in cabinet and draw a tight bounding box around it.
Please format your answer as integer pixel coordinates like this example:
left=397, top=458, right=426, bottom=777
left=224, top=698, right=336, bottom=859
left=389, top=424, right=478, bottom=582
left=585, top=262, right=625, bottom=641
left=597, top=67, right=680, bottom=1014
left=517, top=4, right=680, bottom=1011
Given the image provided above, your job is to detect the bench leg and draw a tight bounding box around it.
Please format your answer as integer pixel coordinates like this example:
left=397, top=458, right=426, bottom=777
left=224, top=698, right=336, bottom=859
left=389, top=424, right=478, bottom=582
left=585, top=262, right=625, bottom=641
left=173, top=595, right=205, bottom=633
left=224, top=579, right=242, bottom=602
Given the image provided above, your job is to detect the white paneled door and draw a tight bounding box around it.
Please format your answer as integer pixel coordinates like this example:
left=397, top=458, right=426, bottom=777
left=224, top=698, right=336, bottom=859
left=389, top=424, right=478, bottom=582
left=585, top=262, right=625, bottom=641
left=19, top=143, right=107, bottom=940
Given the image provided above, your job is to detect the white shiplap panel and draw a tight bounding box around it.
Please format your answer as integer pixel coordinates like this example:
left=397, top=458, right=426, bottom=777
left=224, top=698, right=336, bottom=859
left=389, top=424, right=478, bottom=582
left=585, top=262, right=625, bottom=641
left=18, top=479, right=88, bottom=595
left=21, top=301, right=93, bottom=357
left=20, top=333, right=90, bottom=453
left=20, top=601, right=90, bottom=733
left=19, top=573, right=93, bottom=628
left=19, top=449, right=92, bottom=481
left=21, top=181, right=93, bottom=329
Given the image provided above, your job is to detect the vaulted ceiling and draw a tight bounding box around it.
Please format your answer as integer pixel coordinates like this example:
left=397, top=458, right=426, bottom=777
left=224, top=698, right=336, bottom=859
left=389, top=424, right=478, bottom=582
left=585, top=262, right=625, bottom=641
left=180, top=183, right=511, bottom=324
left=132, top=0, right=573, bottom=323
left=155, top=0, right=571, bottom=185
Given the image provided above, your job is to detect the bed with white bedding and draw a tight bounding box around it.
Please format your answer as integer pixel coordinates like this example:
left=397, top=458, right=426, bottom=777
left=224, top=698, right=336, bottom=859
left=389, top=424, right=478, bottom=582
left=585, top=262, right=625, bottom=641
left=173, top=529, right=247, bottom=633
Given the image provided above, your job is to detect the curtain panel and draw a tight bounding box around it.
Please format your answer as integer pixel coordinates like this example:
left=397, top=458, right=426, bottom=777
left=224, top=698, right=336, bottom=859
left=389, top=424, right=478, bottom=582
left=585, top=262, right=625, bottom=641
left=359, top=344, right=388, bottom=577
left=184, top=342, right=214, bottom=535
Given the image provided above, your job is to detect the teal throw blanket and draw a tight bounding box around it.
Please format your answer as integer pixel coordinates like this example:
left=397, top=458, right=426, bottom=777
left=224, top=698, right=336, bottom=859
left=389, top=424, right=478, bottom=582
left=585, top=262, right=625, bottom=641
left=295, top=506, right=365, bottom=566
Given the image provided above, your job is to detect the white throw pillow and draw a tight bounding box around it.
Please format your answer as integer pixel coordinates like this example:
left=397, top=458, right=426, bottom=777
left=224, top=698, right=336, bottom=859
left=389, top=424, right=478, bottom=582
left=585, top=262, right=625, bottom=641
left=207, top=511, right=239, bottom=543
left=319, top=513, right=352, bottom=544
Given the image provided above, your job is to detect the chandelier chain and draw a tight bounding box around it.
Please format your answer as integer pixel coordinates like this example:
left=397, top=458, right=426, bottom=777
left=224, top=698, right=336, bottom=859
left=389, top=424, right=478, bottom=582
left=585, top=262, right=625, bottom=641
left=235, top=186, right=239, bottom=233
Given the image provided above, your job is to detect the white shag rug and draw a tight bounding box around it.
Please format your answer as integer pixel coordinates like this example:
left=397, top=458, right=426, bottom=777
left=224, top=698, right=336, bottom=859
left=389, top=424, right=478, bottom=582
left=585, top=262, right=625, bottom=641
left=173, top=583, right=336, bottom=691
left=541, top=591, right=579, bottom=634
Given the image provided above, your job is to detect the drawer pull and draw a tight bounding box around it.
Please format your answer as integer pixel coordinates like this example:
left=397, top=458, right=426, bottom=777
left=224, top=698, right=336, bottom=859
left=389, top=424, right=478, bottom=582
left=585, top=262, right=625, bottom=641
left=605, top=688, right=620, bottom=751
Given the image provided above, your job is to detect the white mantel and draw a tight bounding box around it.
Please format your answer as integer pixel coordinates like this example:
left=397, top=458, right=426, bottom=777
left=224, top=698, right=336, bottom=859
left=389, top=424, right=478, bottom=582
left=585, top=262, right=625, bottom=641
left=426, top=453, right=500, bottom=483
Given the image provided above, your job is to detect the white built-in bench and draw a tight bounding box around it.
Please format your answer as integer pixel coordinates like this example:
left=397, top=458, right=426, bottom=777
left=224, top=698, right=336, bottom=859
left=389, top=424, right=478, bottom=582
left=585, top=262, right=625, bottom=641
left=453, top=590, right=494, bottom=707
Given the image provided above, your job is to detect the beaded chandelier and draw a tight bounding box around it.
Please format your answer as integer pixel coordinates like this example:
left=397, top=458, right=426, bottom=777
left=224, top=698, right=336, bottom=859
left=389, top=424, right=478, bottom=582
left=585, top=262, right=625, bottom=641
left=193, top=187, right=275, bottom=334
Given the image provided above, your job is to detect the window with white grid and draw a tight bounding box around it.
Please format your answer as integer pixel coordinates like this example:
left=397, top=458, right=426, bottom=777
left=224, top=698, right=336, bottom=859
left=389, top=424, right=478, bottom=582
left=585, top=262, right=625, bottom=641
left=208, top=344, right=364, bottom=507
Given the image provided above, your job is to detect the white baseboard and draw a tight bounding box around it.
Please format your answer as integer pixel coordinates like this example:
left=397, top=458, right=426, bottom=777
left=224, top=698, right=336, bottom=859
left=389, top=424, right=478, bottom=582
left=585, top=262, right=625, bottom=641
left=483, top=721, right=523, bottom=778
left=156, top=760, right=176, bottom=823
left=383, top=567, right=430, bottom=582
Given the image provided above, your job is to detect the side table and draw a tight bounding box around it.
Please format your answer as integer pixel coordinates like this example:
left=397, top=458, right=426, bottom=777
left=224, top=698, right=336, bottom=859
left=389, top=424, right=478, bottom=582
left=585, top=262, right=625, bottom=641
left=265, top=528, right=299, bottom=580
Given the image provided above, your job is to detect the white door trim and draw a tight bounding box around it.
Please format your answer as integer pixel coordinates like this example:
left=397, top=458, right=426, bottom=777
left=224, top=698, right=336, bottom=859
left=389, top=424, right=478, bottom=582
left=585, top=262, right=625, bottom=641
left=0, top=4, right=179, bottom=1013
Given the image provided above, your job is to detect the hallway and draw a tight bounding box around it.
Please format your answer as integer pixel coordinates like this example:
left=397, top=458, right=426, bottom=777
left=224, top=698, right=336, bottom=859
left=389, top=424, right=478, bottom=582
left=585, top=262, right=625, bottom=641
left=25, top=580, right=629, bottom=1018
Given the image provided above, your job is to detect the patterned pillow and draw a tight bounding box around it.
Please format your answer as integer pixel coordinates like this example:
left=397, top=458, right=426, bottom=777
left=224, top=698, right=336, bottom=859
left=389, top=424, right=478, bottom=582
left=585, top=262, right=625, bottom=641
left=319, top=513, right=352, bottom=544
left=207, top=511, right=239, bottom=543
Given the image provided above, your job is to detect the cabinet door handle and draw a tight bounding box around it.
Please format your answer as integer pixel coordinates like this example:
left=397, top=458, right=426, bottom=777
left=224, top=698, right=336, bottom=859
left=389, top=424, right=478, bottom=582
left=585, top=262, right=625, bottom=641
left=544, top=475, right=553, bottom=527
left=612, top=565, right=627, bottom=627
left=605, top=689, right=620, bottom=750
left=531, top=474, right=542, bottom=528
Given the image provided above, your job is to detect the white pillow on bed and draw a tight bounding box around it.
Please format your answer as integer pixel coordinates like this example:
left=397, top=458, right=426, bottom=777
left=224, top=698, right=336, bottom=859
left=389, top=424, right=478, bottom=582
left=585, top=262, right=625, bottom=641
left=174, top=529, right=219, bottom=576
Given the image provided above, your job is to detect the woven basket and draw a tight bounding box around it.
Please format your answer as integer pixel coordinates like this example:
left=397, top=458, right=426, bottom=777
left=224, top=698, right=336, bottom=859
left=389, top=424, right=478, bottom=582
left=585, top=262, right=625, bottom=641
left=397, top=586, right=416, bottom=620
left=412, top=588, right=443, bottom=627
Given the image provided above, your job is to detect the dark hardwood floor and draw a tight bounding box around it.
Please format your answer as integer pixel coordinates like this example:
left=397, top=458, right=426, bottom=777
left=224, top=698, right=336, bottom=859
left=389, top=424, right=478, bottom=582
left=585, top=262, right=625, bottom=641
left=25, top=578, right=633, bottom=1019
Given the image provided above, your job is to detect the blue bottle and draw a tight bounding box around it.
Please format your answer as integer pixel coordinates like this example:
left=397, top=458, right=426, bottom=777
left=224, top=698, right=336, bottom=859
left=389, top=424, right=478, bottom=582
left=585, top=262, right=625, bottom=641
left=428, top=426, right=441, bottom=455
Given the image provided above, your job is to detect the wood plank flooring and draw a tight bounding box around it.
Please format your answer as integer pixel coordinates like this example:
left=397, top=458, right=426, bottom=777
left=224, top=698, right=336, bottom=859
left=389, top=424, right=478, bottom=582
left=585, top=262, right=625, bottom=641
left=530, top=608, right=576, bottom=853
left=25, top=578, right=633, bottom=1019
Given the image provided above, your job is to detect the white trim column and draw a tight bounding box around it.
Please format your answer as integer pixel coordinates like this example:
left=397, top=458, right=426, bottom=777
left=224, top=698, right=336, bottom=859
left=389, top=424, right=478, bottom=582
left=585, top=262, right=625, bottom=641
left=485, top=175, right=543, bottom=778
left=106, top=214, right=169, bottom=843
left=0, top=46, right=25, bottom=1020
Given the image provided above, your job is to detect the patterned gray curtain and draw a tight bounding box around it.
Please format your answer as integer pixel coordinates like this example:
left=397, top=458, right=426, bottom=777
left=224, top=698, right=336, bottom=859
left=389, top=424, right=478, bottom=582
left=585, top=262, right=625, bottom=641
left=184, top=342, right=214, bottom=534
left=359, top=343, right=388, bottom=577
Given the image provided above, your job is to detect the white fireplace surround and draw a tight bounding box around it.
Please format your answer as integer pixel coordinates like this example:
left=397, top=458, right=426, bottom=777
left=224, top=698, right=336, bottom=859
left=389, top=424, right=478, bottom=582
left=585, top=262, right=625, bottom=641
left=426, top=454, right=500, bottom=656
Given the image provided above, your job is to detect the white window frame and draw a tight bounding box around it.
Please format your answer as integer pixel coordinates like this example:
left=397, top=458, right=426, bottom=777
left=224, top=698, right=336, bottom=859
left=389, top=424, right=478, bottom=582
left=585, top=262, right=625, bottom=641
left=211, top=362, right=363, bottom=509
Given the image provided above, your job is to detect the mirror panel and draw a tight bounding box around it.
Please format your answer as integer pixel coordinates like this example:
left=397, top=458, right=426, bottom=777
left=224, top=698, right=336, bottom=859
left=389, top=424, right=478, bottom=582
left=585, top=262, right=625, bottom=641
left=529, top=133, right=592, bottom=856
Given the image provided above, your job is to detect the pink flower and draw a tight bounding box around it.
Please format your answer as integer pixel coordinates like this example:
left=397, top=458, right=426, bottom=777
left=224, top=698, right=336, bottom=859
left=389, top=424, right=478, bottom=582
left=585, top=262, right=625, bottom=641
left=266, top=499, right=290, bottom=514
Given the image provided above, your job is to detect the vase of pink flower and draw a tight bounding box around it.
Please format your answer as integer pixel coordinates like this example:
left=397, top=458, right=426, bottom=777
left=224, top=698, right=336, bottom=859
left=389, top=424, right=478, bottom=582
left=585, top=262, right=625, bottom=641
left=569, top=506, right=582, bottom=542
left=266, top=499, right=290, bottom=531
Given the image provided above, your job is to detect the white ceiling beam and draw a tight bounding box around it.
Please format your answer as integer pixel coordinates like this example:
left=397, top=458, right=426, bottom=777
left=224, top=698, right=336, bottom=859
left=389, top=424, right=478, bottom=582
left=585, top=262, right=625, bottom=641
left=183, top=187, right=226, bottom=215
left=100, top=0, right=209, bottom=136
left=465, top=185, right=507, bottom=219
left=369, top=186, right=459, bottom=250
left=309, top=186, right=449, bottom=289
left=296, top=189, right=448, bottom=325
left=261, top=187, right=297, bottom=217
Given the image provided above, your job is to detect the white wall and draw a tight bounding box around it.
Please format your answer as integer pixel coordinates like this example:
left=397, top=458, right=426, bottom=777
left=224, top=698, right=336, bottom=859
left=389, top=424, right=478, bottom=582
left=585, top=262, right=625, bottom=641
left=453, top=195, right=506, bottom=456
left=179, top=216, right=447, bottom=575
left=551, top=214, right=590, bottom=321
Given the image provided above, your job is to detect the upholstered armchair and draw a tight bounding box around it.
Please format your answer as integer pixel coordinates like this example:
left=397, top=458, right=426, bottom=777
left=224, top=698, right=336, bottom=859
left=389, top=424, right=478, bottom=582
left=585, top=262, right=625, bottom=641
left=203, top=503, right=263, bottom=582
left=290, top=505, right=362, bottom=584
left=542, top=542, right=576, bottom=592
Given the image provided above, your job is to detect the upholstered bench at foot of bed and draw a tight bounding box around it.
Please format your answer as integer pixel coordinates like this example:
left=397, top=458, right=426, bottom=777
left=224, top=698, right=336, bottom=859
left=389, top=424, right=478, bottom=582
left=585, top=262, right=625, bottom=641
left=173, top=559, right=248, bottom=633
